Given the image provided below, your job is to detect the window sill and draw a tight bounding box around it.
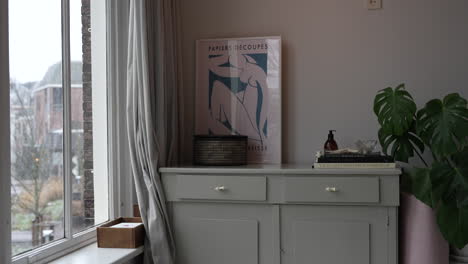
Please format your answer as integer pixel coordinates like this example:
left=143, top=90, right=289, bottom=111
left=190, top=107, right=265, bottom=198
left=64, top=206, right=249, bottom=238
left=48, top=243, right=144, bottom=264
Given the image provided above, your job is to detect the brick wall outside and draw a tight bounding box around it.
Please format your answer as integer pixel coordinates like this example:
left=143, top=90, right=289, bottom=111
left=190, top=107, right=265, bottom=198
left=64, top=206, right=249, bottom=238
left=81, top=0, right=94, bottom=225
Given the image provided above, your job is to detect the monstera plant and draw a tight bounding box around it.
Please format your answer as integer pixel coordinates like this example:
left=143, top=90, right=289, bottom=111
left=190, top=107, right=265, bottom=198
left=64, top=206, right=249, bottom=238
left=374, top=84, right=468, bottom=249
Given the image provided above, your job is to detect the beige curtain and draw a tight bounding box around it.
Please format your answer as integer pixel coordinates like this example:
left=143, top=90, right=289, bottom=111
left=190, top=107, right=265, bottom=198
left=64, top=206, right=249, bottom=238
left=126, top=0, right=181, bottom=263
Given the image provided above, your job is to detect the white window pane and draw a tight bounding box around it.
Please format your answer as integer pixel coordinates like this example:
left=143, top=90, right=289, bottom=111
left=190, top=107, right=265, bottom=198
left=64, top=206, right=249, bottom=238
left=9, top=0, right=64, bottom=256
left=70, top=0, right=108, bottom=234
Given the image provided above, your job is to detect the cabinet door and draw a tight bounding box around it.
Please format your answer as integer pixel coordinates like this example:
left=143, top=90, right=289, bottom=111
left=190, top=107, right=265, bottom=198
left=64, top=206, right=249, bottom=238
left=281, top=205, right=389, bottom=264
left=171, top=203, right=275, bottom=264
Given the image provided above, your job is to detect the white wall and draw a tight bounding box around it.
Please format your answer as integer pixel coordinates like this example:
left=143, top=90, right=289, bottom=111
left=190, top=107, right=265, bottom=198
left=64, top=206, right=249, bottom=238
left=178, top=0, right=468, bottom=164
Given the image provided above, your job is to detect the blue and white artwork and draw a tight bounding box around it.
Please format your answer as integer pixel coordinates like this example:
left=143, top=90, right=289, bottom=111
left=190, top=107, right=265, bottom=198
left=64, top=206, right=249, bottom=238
left=196, top=37, right=281, bottom=164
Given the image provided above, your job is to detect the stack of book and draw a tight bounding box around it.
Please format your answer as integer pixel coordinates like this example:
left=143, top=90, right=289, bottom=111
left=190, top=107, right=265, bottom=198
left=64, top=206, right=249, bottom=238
left=314, top=153, right=396, bottom=169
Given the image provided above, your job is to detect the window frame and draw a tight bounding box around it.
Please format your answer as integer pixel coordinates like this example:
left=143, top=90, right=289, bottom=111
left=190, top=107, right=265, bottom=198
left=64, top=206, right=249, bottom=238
left=1, top=0, right=12, bottom=263
left=5, top=0, right=132, bottom=263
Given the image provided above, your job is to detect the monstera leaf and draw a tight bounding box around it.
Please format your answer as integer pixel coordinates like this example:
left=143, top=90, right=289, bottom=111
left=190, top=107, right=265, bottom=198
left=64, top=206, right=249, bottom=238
left=431, top=148, right=468, bottom=249
left=402, top=167, right=433, bottom=207
left=417, top=93, right=468, bottom=157
left=430, top=148, right=468, bottom=207
left=436, top=201, right=468, bottom=249
left=378, top=125, right=424, bottom=163
left=374, top=84, right=417, bottom=136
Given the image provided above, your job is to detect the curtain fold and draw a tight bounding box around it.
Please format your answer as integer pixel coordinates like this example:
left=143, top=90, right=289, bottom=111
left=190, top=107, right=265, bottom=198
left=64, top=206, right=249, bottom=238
left=126, top=0, right=179, bottom=263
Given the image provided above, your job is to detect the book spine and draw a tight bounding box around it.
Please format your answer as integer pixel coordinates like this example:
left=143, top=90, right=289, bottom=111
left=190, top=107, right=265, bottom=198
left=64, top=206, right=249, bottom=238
left=314, top=163, right=396, bottom=169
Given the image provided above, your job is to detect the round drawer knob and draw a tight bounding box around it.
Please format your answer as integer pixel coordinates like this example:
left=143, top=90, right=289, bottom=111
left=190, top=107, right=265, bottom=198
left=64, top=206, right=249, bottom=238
left=325, top=187, right=338, bottom=192
left=214, top=186, right=226, bottom=192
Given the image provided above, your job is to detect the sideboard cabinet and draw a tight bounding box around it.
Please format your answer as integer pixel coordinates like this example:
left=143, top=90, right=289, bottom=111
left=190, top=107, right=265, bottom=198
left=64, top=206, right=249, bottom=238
left=160, top=166, right=400, bottom=264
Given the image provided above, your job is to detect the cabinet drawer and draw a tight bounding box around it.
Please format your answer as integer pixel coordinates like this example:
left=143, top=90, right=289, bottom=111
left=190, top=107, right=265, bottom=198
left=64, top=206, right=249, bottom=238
left=176, top=175, right=267, bottom=201
left=284, top=177, right=379, bottom=203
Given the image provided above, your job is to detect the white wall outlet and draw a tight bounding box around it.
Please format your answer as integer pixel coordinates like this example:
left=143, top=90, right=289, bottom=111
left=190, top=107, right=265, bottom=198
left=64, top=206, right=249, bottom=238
left=366, top=0, right=382, bottom=10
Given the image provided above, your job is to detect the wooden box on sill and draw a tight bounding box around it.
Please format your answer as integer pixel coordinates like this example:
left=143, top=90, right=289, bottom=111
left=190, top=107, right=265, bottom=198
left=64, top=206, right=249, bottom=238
left=97, top=217, right=145, bottom=248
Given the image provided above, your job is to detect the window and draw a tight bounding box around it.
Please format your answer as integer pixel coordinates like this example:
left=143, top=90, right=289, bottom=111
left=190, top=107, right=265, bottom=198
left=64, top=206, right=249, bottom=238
left=52, top=88, right=62, bottom=109
left=9, top=0, right=110, bottom=261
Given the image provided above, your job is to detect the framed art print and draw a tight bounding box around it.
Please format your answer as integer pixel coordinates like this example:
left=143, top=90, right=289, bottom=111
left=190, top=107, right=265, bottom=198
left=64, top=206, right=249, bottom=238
left=195, top=36, right=282, bottom=164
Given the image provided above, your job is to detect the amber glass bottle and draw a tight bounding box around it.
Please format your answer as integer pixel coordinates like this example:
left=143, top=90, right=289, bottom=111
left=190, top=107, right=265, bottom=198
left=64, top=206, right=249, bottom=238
left=324, top=130, right=338, bottom=151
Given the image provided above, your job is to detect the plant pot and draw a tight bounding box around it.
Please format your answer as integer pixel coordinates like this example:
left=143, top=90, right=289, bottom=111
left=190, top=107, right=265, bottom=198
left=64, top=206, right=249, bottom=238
left=451, top=246, right=468, bottom=264
left=400, top=192, right=449, bottom=264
